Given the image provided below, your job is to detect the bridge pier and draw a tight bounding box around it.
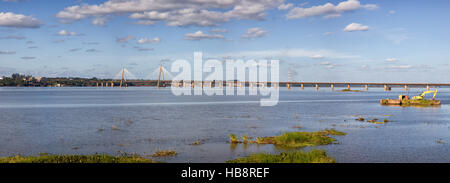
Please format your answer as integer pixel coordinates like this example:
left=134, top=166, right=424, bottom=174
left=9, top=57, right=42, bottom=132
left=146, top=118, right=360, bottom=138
left=331, top=84, right=334, bottom=91
left=427, top=85, right=430, bottom=91
left=347, top=84, right=351, bottom=90
left=315, top=84, right=319, bottom=91
left=301, top=83, right=304, bottom=90
left=404, top=85, right=408, bottom=91
left=287, top=83, right=291, bottom=90
left=365, top=85, right=369, bottom=91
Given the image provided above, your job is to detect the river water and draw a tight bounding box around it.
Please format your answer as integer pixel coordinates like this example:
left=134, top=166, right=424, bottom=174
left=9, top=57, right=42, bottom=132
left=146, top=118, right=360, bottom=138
left=1, top=87, right=449, bottom=163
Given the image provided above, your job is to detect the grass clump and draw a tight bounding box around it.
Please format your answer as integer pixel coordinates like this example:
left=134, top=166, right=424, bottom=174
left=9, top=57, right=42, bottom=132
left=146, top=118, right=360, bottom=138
left=254, top=129, right=346, bottom=148
left=0, top=154, right=154, bottom=163
left=151, top=150, right=177, bottom=157
left=226, top=149, right=335, bottom=163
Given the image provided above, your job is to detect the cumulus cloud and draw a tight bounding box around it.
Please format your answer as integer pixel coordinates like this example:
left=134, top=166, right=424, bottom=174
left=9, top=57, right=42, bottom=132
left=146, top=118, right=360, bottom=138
left=56, top=0, right=282, bottom=27
left=278, top=3, right=293, bottom=10
left=138, top=37, right=160, bottom=44
left=116, top=35, right=135, bottom=43
left=286, top=0, right=377, bottom=19
left=92, top=16, right=109, bottom=26
left=343, top=23, right=369, bottom=32
left=184, top=31, right=224, bottom=40
left=242, top=27, right=268, bottom=39
left=386, top=58, right=398, bottom=62
left=0, top=12, right=42, bottom=28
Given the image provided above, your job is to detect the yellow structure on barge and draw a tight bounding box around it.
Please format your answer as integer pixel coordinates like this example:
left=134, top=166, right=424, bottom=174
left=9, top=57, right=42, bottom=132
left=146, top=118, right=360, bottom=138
left=380, top=90, right=441, bottom=106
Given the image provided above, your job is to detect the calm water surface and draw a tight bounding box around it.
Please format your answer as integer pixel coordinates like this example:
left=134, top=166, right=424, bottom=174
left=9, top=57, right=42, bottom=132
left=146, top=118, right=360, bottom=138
left=1, top=87, right=450, bottom=163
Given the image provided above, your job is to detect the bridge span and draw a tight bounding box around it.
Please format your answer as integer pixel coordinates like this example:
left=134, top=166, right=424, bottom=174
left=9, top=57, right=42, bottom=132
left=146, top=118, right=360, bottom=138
left=92, top=80, right=450, bottom=91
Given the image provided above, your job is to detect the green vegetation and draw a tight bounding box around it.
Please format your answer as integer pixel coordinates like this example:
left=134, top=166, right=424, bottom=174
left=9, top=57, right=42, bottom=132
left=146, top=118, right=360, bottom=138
left=226, top=149, right=335, bottom=163
left=254, top=129, right=346, bottom=148
left=0, top=154, right=154, bottom=163
left=151, top=150, right=177, bottom=157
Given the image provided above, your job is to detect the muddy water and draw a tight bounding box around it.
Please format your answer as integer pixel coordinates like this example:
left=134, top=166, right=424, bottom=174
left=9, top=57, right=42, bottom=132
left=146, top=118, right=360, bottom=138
left=1, top=87, right=450, bottom=162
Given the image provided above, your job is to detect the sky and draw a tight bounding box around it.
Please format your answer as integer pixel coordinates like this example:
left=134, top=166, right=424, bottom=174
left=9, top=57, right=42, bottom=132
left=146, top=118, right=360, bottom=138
left=1, top=0, right=450, bottom=82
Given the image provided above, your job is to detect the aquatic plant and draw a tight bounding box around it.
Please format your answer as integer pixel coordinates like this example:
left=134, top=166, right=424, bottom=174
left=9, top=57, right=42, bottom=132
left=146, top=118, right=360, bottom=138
left=0, top=154, right=154, bottom=163
left=226, top=149, right=335, bottom=163
left=229, top=133, right=240, bottom=143
left=355, top=117, right=365, bottom=121
left=242, top=135, right=249, bottom=144
left=152, top=150, right=177, bottom=157
left=253, top=129, right=346, bottom=148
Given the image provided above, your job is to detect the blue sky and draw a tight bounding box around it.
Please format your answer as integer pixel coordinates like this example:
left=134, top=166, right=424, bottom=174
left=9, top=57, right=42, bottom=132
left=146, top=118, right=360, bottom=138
left=0, top=0, right=450, bottom=82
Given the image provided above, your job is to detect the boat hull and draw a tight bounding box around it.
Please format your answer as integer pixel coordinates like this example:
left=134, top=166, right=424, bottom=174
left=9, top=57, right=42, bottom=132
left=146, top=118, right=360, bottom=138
left=380, top=99, right=441, bottom=106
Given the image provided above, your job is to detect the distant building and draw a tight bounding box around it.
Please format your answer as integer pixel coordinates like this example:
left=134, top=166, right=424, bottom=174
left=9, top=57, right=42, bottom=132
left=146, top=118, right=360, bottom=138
left=34, top=77, right=43, bottom=82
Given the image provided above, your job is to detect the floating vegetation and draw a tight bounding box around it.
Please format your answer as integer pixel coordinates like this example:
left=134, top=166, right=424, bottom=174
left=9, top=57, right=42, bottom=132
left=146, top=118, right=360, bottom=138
left=229, top=133, right=240, bottom=144
left=152, top=150, right=177, bottom=157
left=242, top=135, right=249, bottom=144
left=355, top=117, right=365, bottom=121
left=436, top=139, right=446, bottom=144
left=0, top=154, right=154, bottom=163
left=226, top=149, right=335, bottom=163
left=253, top=129, right=346, bottom=148
left=191, top=139, right=206, bottom=146
left=340, top=89, right=362, bottom=92
left=97, top=128, right=104, bottom=132
left=112, top=125, right=119, bottom=131
left=292, top=125, right=302, bottom=129
left=366, top=118, right=390, bottom=124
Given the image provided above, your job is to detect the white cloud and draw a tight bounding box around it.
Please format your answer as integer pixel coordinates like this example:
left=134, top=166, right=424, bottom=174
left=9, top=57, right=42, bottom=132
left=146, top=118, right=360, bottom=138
left=323, top=32, right=333, bottom=36
left=56, top=0, right=282, bottom=27
left=116, top=35, right=136, bottom=43
left=138, top=37, right=160, bottom=44
left=0, top=12, right=42, bottom=28
left=310, top=54, right=324, bottom=59
left=286, top=0, right=377, bottom=19
left=386, top=58, right=398, bottom=62
left=218, top=48, right=359, bottom=60
left=242, top=27, right=268, bottom=39
left=92, top=16, right=109, bottom=26
left=278, top=3, right=293, bottom=10
left=389, top=10, right=396, bottom=14
left=343, top=23, right=369, bottom=32
left=58, top=30, right=79, bottom=36
left=184, top=31, right=224, bottom=40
